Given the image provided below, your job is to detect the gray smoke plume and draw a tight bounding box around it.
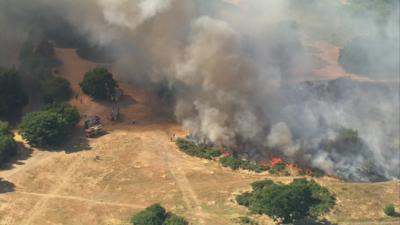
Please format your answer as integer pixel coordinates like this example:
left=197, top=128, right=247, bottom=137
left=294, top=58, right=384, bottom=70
left=0, top=0, right=399, bottom=181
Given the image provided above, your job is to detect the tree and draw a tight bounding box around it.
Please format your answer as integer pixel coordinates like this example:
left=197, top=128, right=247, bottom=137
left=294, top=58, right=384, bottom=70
left=0, top=68, right=29, bottom=120
left=236, top=179, right=336, bottom=224
left=131, top=204, right=167, bottom=225
left=45, top=103, right=80, bottom=127
left=163, top=214, right=188, bottom=225
left=0, top=121, right=17, bottom=164
left=19, top=104, right=79, bottom=147
left=384, top=204, right=396, bottom=217
left=42, top=76, right=73, bottom=103
left=79, top=67, right=117, bottom=100
left=130, top=204, right=189, bottom=225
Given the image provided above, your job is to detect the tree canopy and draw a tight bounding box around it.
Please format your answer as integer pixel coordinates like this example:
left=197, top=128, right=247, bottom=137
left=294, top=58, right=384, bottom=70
left=42, top=76, right=73, bottom=104
left=0, top=68, right=29, bottom=120
left=80, top=67, right=118, bottom=100
left=19, top=104, right=79, bottom=147
left=0, top=121, right=17, bottom=165
left=163, top=214, right=188, bottom=225
left=236, top=179, right=335, bottom=224
left=131, top=204, right=188, bottom=225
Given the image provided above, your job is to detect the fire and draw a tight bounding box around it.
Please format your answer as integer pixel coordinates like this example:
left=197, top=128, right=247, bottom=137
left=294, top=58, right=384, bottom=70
left=267, top=156, right=305, bottom=175
left=269, top=156, right=285, bottom=167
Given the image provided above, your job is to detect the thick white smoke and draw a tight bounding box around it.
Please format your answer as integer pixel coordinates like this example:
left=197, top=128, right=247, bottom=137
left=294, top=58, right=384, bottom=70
left=0, top=0, right=399, bottom=181
left=98, top=0, right=171, bottom=29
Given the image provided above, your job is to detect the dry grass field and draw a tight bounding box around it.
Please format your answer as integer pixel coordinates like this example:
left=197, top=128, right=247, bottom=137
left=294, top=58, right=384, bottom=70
left=0, top=49, right=398, bottom=225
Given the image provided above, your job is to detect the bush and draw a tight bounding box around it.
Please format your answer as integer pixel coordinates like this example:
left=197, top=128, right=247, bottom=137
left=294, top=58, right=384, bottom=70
left=175, top=138, right=221, bottom=160
left=269, top=163, right=286, bottom=174
left=0, top=121, right=17, bottom=165
left=163, top=214, right=188, bottom=225
left=19, top=104, right=79, bottom=147
left=220, top=155, right=241, bottom=170
left=0, top=68, right=29, bottom=120
left=236, top=179, right=335, bottom=224
left=80, top=67, right=118, bottom=100
left=131, top=204, right=188, bottom=225
left=42, top=76, right=72, bottom=103
left=220, top=156, right=266, bottom=173
left=384, top=204, right=396, bottom=217
left=131, top=204, right=167, bottom=225
left=238, top=216, right=258, bottom=225
left=310, top=170, right=325, bottom=178
left=239, top=216, right=251, bottom=224
left=45, top=103, right=80, bottom=127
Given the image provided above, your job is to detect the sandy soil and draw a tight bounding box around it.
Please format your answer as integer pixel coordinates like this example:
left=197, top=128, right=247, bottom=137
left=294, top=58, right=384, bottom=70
left=0, top=48, right=398, bottom=225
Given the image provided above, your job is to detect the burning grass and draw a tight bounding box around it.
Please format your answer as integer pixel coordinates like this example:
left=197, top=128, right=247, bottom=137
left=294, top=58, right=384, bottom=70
left=175, top=138, right=327, bottom=178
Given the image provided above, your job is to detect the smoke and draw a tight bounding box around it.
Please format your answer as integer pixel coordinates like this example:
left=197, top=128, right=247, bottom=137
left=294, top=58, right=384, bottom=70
left=0, top=0, right=399, bottom=181
left=98, top=0, right=171, bottom=29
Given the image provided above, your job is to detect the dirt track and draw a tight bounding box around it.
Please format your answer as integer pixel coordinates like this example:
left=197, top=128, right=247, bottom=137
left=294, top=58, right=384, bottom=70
left=0, top=48, right=399, bottom=225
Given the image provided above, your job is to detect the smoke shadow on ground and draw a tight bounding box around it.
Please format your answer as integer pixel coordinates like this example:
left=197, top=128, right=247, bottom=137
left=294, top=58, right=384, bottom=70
left=294, top=218, right=338, bottom=225
left=0, top=142, right=33, bottom=171
left=0, top=178, right=15, bottom=193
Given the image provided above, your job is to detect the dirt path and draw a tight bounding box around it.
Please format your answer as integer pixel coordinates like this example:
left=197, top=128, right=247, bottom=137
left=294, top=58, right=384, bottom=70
left=156, top=132, right=208, bottom=224
left=20, top=155, right=84, bottom=225
left=16, top=191, right=142, bottom=209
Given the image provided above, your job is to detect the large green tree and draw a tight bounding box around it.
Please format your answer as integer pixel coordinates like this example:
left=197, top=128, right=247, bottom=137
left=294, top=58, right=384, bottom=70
left=80, top=67, right=118, bottom=100
left=41, top=76, right=73, bottom=104
left=163, top=214, right=188, bottom=225
left=0, top=68, right=29, bottom=120
left=236, top=179, right=335, bottom=224
left=19, top=104, right=79, bottom=147
left=0, top=121, right=17, bottom=165
left=131, top=204, right=188, bottom=225
left=131, top=204, right=167, bottom=225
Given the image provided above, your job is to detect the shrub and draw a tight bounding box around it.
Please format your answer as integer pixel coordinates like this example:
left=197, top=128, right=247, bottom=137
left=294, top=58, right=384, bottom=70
left=236, top=192, right=251, bottom=207
left=45, top=103, right=80, bottom=127
left=0, top=121, right=17, bottom=164
left=310, top=170, right=325, bottom=178
left=384, top=204, right=396, bottom=217
left=220, top=155, right=241, bottom=170
left=238, top=216, right=258, bottom=225
left=19, top=104, right=79, bottom=146
left=0, top=68, right=29, bottom=120
left=131, top=204, right=167, bottom=225
left=269, top=163, right=286, bottom=174
left=80, top=67, right=118, bottom=100
left=163, top=214, right=188, bottom=225
left=220, top=156, right=266, bottom=173
left=42, top=76, right=72, bottom=103
left=131, top=204, right=188, bottom=225
left=236, top=179, right=335, bottom=224
left=175, top=138, right=221, bottom=160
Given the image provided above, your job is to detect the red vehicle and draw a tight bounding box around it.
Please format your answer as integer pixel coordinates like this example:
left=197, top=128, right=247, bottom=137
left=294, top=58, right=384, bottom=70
left=85, top=124, right=103, bottom=138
